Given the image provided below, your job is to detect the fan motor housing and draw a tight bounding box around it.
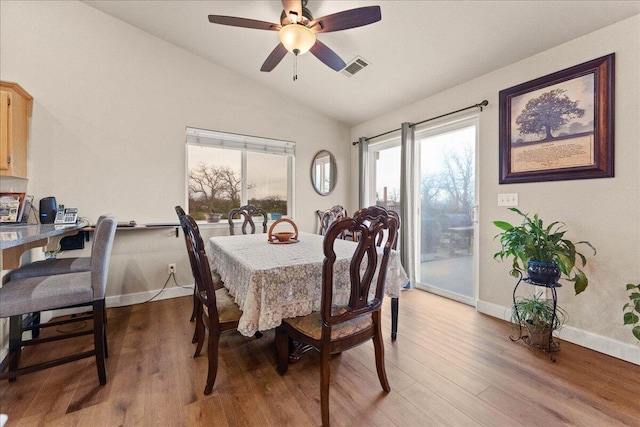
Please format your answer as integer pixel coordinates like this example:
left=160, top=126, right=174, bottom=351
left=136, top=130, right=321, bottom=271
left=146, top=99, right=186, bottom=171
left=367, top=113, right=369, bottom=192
left=280, top=6, right=313, bottom=26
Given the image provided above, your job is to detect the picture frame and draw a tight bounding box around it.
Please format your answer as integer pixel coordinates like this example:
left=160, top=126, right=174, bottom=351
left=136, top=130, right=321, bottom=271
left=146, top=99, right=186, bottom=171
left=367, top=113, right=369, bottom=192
left=499, top=53, right=614, bottom=184
left=0, top=192, right=26, bottom=223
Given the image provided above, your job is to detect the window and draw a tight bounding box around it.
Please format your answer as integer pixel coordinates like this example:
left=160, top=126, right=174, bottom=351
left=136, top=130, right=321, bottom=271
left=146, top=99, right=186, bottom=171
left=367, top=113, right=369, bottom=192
left=186, top=127, right=294, bottom=221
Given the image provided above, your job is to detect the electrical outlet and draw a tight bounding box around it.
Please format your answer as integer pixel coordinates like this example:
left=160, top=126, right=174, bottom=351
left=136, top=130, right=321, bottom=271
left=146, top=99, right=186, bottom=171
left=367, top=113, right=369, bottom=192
left=498, top=193, right=519, bottom=207
left=168, top=263, right=176, bottom=275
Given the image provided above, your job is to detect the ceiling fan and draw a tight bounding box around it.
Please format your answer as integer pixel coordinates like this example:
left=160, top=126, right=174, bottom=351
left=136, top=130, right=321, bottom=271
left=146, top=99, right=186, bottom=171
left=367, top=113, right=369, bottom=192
left=208, top=0, right=381, bottom=74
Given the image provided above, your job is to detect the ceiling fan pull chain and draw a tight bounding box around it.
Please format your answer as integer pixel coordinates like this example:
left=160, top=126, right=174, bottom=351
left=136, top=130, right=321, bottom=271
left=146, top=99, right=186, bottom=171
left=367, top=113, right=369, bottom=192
left=293, top=54, right=298, bottom=82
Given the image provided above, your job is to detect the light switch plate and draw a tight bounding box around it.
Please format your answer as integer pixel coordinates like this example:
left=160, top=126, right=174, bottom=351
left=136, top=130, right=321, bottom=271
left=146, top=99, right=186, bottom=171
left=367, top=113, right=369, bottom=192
left=498, top=193, right=519, bottom=206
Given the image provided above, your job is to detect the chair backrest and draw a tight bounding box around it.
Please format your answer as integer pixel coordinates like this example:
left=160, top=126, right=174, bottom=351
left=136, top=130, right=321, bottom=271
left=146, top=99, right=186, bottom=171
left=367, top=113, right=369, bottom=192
left=176, top=205, right=203, bottom=252
left=317, top=205, right=348, bottom=236
left=228, top=205, right=268, bottom=235
left=91, top=216, right=117, bottom=300
left=375, top=210, right=400, bottom=250
left=176, top=205, right=204, bottom=280
left=321, top=205, right=399, bottom=326
left=175, top=205, right=186, bottom=218
left=88, top=214, right=108, bottom=261
left=180, top=214, right=220, bottom=319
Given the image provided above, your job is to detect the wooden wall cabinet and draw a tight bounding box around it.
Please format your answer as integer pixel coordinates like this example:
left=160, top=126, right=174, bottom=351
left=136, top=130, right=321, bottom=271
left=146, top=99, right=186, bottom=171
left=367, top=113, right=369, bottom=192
left=0, top=81, right=33, bottom=179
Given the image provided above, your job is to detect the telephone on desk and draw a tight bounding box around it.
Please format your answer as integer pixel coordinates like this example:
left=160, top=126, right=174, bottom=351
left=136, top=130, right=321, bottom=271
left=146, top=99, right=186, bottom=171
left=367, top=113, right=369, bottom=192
left=54, top=205, right=78, bottom=224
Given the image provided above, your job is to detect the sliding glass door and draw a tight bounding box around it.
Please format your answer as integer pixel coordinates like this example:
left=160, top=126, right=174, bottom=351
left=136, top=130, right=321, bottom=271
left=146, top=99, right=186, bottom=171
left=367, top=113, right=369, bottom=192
left=365, top=118, right=478, bottom=305
left=416, top=119, right=477, bottom=304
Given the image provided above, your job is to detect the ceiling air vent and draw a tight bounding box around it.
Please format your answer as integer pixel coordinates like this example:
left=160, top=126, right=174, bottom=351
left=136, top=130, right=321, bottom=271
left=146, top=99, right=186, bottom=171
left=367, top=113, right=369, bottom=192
left=341, top=56, right=370, bottom=77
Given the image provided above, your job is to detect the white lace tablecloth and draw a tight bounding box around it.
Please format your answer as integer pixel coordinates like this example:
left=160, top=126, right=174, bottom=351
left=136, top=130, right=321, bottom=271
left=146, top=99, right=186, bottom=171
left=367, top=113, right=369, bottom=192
left=208, top=232, right=409, bottom=337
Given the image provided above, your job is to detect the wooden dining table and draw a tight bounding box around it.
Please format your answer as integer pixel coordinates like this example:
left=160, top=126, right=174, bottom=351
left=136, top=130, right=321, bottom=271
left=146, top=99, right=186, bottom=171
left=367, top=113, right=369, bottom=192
left=208, top=231, right=409, bottom=337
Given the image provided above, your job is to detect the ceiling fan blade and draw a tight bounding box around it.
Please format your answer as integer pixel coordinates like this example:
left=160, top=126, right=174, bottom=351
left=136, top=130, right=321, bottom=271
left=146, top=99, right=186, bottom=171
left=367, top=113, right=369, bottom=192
left=261, top=43, right=288, bottom=72
left=309, top=40, right=346, bottom=71
left=281, top=0, right=302, bottom=19
left=208, top=15, right=281, bottom=31
left=310, top=6, right=381, bottom=33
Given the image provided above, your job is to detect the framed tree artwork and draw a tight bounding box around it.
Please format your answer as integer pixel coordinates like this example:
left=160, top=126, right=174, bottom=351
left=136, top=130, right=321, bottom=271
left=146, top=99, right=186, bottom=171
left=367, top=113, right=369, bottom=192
left=499, top=54, right=614, bottom=184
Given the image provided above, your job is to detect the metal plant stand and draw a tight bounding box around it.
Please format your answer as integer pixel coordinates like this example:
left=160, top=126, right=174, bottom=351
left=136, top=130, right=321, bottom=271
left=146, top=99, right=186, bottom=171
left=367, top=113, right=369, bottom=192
left=510, top=271, right=561, bottom=362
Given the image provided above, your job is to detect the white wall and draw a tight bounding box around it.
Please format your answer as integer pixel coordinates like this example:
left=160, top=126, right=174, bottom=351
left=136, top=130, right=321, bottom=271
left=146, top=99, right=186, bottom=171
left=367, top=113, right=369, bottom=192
left=351, top=15, right=640, bottom=363
left=0, top=0, right=351, bottom=300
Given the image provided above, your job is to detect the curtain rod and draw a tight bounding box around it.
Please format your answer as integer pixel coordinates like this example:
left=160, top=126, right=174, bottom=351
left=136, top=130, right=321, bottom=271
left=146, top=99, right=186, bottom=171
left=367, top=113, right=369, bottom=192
left=351, top=100, right=488, bottom=145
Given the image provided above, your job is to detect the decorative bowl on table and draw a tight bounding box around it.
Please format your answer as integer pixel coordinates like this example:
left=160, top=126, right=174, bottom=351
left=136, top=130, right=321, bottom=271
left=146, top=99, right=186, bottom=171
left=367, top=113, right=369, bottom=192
left=273, top=232, right=295, bottom=242
left=268, top=218, right=299, bottom=244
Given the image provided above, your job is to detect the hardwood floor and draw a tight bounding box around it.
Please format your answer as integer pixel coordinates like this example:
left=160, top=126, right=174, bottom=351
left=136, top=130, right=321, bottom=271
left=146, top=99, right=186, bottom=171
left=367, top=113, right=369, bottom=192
left=1, top=290, right=639, bottom=426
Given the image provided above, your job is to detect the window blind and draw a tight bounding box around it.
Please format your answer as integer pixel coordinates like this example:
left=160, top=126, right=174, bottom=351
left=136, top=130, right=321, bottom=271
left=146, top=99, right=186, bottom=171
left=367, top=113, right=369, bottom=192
left=186, top=127, right=295, bottom=156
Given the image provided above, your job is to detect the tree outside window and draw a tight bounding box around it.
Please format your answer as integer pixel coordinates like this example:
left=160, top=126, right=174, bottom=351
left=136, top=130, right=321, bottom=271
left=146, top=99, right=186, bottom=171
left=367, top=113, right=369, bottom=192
left=186, top=132, right=291, bottom=221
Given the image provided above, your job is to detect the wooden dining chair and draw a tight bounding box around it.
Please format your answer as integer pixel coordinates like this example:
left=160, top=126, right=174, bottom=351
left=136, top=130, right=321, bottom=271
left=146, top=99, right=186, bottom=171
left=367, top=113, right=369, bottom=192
left=175, top=206, right=197, bottom=326
left=175, top=206, right=225, bottom=321
left=176, top=206, right=204, bottom=344
left=276, top=205, right=399, bottom=427
left=0, top=216, right=117, bottom=385
left=227, top=205, right=268, bottom=235
left=316, top=205, right=348, bottom=236
left=180, top=214, right=242, bottom=395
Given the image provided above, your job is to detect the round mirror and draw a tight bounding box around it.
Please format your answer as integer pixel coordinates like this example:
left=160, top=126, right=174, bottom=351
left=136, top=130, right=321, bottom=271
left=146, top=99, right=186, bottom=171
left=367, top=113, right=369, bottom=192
left=311, top=150, right=337, bottom=196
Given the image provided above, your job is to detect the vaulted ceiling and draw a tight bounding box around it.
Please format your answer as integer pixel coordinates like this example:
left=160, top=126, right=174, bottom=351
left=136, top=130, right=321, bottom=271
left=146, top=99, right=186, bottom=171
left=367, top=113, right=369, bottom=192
left=84, top=1, right=640, bottom=126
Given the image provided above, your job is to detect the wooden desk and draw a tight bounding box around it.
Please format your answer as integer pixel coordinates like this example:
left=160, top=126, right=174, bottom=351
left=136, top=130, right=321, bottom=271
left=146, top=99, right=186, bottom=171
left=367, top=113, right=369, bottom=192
left=83, top=223, right=179, bottom=238
left=0, top=221, right=88, bottom=269
left=208, top=232, right=408, bottom=337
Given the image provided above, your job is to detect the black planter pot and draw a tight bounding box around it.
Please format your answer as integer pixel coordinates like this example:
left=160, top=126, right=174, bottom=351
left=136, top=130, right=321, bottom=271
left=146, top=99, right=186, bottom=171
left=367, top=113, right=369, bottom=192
left=527, top=260, right=561, bottom=285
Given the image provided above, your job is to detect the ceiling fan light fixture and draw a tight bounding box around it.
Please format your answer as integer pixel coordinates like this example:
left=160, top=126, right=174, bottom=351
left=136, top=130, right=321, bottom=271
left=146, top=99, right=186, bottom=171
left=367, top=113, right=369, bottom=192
left=279, top=24, right=316, bottom=55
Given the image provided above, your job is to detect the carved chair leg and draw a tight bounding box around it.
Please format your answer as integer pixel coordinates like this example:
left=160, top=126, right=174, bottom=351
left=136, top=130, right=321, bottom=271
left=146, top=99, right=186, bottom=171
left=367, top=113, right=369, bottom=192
left=275, top=326, right=290, bottom=375
left=373, top=316, right=390, bottom=392
left=204, top=328, right=220, bottom=395
left=320, top=348, right=331, bottom=427
left=192, top=327, right=198, bottom=344
left=391, top=297, right=399, bottom=340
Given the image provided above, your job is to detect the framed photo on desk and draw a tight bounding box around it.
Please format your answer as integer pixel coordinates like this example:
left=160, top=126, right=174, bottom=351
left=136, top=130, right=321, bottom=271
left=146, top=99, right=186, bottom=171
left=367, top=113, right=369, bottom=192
left=0, top=192, right=26, bottom=223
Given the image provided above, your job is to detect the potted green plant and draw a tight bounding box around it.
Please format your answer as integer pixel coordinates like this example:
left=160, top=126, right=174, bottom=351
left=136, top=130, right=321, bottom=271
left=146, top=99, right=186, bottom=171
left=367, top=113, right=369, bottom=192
left=511, top=292, right=567, bottom=350
left=623, top=283, right=640, bottom=341
left=493, top=208, right=596, bottom=294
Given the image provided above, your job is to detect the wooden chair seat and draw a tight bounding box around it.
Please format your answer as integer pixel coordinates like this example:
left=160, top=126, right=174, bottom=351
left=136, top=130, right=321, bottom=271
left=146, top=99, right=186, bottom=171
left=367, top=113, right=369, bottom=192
left=199, top=287, right=242, bottom=324
left=282, top=310, right=372, bottom=341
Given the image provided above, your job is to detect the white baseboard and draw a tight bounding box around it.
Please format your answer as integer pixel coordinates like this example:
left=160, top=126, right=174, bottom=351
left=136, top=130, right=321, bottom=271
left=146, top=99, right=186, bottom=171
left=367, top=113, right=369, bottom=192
left=476, top=299, right=511, bottom=321
left=476, top=299, right=640, bottom=365
left=106, top=284, right=194, bottom=308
